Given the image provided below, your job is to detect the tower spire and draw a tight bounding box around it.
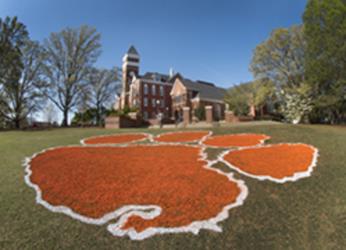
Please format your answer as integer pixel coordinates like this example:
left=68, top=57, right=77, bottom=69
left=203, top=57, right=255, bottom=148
left=127, top=45, right=139, bottom=55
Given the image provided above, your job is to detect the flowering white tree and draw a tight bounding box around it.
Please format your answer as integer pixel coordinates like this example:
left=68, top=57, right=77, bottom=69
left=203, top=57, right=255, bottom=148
left=279, top=88, right=313, bottom=124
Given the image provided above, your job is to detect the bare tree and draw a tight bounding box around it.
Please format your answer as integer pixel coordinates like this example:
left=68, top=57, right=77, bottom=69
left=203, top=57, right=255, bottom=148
left=86, top=67, right=120, bottom=125
left=42, top=25, right=101, bottom=126
left=43, top=102, right=58, bottom=124
left=0, top=40, right=46, bottom=128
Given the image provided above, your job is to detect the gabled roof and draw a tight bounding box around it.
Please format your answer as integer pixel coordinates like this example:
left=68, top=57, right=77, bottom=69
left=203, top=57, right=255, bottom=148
left=176, top=75, right=226, bottom=102
left=137, top=71, right=226, bottom=102
left=127, top=45, right=139, bottom=55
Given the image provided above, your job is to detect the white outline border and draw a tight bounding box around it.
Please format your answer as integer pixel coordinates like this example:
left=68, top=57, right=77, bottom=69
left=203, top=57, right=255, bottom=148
left=23, top=143, right=248, bottom=240
left=218, top=143, right=319, bottom=184
left=199, top=133, right=271, bottom=149
left=80, top=132, right=153, bottom=146
left=152, top=130, right=213, bottom=145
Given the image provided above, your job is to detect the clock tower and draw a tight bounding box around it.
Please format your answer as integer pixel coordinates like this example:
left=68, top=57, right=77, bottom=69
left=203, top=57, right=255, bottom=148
left=120, top=45, right=140, bottom=109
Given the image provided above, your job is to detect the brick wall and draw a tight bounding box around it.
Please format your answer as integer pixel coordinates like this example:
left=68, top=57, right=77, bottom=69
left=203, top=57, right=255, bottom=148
left=139, top=80, right=172, bottom=120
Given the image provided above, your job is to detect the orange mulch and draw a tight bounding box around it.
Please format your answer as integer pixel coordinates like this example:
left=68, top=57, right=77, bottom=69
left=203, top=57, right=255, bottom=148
left=83, top=133, right=148, bottom=145
left=203, top=134, right=270, bottom=147
left=29, top=145, right=241, bottom=232
left=154, top=131, right=210, bottom=143
left=223, top=144, right=315, bottom=179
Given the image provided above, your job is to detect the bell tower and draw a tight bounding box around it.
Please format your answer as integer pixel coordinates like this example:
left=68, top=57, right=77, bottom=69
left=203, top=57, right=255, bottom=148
left=121, top=45, right=140, bottom=109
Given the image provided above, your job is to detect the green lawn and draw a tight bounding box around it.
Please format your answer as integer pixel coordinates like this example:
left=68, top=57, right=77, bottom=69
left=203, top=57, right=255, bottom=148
left=0, top=124, right=345, bottom=250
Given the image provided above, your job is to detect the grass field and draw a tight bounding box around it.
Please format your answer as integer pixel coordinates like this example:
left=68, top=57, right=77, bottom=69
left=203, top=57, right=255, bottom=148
left=0, top=124, right=345, bottom=249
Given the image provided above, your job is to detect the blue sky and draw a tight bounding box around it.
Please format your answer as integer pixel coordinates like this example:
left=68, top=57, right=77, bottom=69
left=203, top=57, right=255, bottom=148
left=0, top=0, right=306, bottom=88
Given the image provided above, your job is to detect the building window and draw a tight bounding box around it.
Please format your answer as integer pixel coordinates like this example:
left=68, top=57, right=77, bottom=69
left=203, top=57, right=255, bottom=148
left=152, top=85, right=156, bottom=95
left=152, top=98, right=156, bottom=107
left=144, top=84, right=148, bottom=95
left=143, top=111, right=148, bottom=120
left=160, top=86, right=164, bottom=96
left=144, top=97, right=148, bottom=107
left=161, top=99, right=165, bottom=108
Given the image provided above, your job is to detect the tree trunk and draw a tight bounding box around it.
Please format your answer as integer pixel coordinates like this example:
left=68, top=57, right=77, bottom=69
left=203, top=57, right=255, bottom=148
left=96, top=114, right=101, bottom=126
left=14, top=118, right=20, bottom=129
left=62, top=109, right=69, bottom=127
left=96, top=104, right=102, bottom=127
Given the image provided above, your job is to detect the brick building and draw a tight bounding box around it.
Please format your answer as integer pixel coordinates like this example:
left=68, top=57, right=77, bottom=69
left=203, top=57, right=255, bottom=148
left=117, top=46, right=227, bottom=122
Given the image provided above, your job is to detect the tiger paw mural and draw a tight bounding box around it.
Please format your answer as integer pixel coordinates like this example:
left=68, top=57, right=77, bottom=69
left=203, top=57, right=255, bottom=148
left=23, top=131, right=318, bottom=240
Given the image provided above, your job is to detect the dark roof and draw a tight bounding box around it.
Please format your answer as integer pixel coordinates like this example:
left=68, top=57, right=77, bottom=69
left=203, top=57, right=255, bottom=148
left=138, top=71, right=226, bottom=102
left=140, top=72, right=170, bottom=82
left=127, top=45, right=139, bottom=55
left=179, top=76, right=226, bottom=102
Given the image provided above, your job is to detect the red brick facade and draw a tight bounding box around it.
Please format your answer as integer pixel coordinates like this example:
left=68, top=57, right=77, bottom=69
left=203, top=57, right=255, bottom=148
left=119, top=46, right=226, bottom=123
left=138, top=81, right=172, bottom=120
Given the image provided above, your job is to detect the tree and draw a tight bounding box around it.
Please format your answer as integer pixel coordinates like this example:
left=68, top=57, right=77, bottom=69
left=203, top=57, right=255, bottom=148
left=250, top=25, right=315, bottom=123
left=279, top=84, right=314, bottom=124
left=0, top=16, right=27, bottom=86
left=85, top=67, right=120, bottom=126
left=225, top=83, right=251, bottom=116
left=42, top=26, right=101, bottom=126
left=0, top=17, right=45, bottom=128
left=225, top=80, right=275, bottom=116
left=304, top=0, right=346, bottom=123
left=194, top=106, right=206, bottom=121
left=250, top=25, right=305, bottom=90
left=251, top=78, right=276, bottom=116
left=43, top=102, right=58, bottom=123
left=71, top=107, right=112, bottom=126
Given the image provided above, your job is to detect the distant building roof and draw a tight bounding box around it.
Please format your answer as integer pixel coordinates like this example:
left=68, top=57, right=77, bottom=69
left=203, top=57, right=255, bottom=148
left=177, top=75, right=226, bottom=102
left=140, top=72, right=170, bottom=82
left=127, top=45, right=139, bottom=55
left=138, top=71, right=226, bottom=102
left=170, top=73, right=226, bottom=101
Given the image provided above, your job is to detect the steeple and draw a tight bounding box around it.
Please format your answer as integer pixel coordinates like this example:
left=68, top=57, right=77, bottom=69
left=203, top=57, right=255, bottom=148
left=127, top=45, right=139, bottom=56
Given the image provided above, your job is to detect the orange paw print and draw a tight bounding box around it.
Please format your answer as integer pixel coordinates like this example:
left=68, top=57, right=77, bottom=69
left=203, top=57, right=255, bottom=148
left=24, top=131, right=318, bottom=240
